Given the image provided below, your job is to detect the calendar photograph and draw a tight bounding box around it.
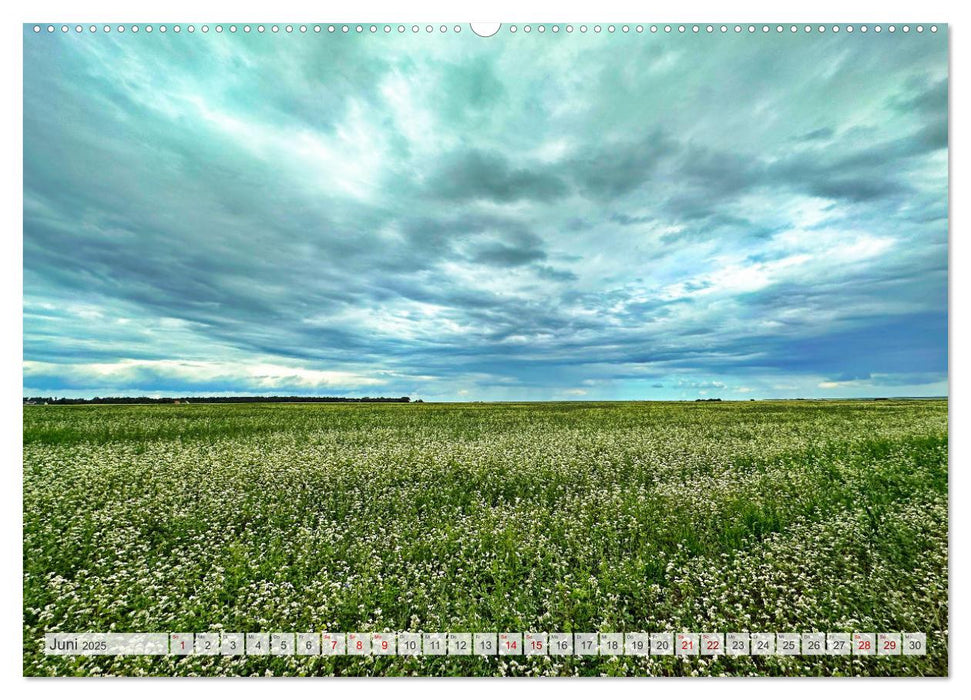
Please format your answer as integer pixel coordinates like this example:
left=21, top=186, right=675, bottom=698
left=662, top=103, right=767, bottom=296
left=23, top=21, right=948, bottom=677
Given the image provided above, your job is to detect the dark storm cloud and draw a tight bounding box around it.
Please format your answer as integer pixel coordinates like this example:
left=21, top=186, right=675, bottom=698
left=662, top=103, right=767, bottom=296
left=889, top=76, right=948, bottom=115
left=469, top=243, right=546, bottom=267
left=567, top=132, right=679, bottom=198
left=429, top=149, right=569, bottom=203
left=797, top=126, right=835, bottom=142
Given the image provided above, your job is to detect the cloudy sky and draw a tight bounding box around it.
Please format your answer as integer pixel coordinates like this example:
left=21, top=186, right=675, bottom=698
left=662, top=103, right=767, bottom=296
left=23, top=26, right=948, bottom=400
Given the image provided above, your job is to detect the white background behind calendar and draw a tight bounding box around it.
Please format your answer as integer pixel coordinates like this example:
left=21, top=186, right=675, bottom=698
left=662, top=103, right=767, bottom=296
left=1, top=0, right=965, bottom=697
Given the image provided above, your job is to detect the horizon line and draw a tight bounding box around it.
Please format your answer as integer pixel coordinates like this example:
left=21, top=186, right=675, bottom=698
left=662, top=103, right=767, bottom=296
left=22, top=395, right=949, bottom=404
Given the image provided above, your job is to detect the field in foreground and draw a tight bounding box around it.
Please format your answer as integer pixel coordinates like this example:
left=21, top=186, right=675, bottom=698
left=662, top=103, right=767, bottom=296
left=24, top=400, right=948, bottom=676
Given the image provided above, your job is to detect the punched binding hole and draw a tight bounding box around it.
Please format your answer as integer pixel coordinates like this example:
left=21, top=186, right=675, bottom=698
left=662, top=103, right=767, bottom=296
left=470, top=23, right=501, bottom=38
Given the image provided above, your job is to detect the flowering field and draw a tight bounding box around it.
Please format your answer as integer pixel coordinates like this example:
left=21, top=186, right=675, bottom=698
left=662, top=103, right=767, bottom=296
left=23, top=400, right=948, bottom=676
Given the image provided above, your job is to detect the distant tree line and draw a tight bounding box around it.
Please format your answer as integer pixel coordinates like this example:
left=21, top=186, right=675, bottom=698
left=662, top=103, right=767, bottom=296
left=24, top=396, right=413, bottom=405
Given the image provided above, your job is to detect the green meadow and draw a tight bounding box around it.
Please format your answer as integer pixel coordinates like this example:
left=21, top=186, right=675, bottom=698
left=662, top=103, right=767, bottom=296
left=23, top=400, right=948, bottom=676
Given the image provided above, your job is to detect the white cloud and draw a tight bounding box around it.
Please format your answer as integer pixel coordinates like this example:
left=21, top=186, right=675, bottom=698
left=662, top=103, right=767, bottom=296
left=23, top=360, right=386, bottom=390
